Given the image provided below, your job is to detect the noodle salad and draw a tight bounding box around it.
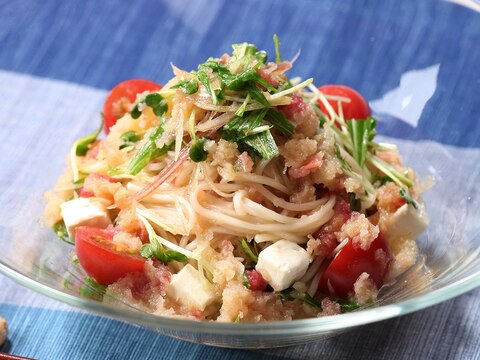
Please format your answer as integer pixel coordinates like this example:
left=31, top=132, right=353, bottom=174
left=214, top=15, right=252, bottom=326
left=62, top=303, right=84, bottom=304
left=45, top=37, right=428, bottom=321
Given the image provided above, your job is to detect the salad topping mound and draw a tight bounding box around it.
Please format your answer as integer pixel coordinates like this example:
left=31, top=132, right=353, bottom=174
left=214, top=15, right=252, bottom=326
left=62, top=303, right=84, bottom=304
left=45, top=36, right=428, bottom=322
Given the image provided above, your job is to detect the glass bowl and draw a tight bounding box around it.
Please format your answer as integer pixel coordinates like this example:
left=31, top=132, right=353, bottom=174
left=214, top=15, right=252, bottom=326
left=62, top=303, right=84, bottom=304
left=1, top=0, right=479, bottom=349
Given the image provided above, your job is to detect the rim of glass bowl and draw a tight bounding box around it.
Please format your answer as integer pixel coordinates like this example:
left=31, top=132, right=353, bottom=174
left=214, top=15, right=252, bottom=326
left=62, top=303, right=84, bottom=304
left=1, top=260, right=480, bottom=335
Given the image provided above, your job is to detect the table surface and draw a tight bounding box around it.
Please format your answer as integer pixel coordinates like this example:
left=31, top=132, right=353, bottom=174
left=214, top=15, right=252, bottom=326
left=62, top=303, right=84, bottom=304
left=1, top=0, right=480, bottom=359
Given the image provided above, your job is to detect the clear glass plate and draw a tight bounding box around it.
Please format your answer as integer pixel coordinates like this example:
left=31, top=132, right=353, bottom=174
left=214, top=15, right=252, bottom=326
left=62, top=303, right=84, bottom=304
left=0, top=0, right=479, bottom=349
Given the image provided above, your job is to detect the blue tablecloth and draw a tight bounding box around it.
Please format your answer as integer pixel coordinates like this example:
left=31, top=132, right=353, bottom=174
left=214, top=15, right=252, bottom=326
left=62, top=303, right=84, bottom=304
left=1, top=0, right=479, bottom=359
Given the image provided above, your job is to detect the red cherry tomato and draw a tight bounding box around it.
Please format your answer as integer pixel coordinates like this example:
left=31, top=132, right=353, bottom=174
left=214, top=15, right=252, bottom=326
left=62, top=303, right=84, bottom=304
left=317, top=85, right=371, bottom=120
left=319, top=234, right=392, bottom=297
left=103, top=79, right=162, bottom=133
left=75, top=226, right=145, bottom=285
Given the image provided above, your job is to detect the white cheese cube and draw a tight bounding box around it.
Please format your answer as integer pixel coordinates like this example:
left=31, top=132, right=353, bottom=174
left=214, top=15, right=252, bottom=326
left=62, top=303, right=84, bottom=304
left=255, top=240, right=311, bottom=291
left=385, top=202, right=428, bottom=240
left=166, top=264, right=216, bottom=311
left=60, top=197, right=111, bottom=237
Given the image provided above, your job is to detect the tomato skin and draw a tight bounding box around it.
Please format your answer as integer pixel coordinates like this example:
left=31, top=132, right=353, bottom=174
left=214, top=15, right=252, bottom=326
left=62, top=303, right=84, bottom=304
left=319, top=234, right=392, bottom=297
left=103, top=79, right=162, bottom=133
left=75, top=226, right=146, bottom=285
left=317, top=85, right=371, bottom=120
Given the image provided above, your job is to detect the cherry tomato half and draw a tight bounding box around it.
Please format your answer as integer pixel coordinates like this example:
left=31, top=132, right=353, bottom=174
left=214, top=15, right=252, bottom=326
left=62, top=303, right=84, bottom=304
left=103, top=79, right=162, bottom=133
left=319, top=234, right=392, bottom=297
left=317, top=85, right=371, bottom=121
left=75, top=226, right=145, bottom=285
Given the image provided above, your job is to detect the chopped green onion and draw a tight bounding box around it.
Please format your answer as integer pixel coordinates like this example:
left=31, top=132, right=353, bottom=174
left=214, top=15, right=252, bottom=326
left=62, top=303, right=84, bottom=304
left=234, top=315, right=242, bottom=323
left=75, top=115, right=104, bottom=156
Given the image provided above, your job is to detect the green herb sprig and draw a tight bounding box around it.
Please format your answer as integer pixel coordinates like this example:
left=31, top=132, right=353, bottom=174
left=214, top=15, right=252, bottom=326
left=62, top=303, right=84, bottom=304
left=346, top=117, right=377, bottom=168
left=79, top=277, right=106, bottom=301
left=221, top=109, right=280, bottom=160
left=120, top=131, right=141, bottom=143
left=240, top=238, right=259, bottom=263
left=242, top=129, right=279, bottom=160
left=75, top=115, right=104, bottom=156
left=139, top=216, right=188, bottom=264
left=130, top=93, right=168, bottom=119
left=189, top=138, right=209, bottom=163
left=265, top=109, right=294, bottom=136
left=279, top=287, right=322, bottom=310
left=119, top=130, right=142, bottom=150
left=127, top=124, right=174, bottom=175
left=273, top=34, right=282, bottom=63
left=340, top=302, right=360, bottom=312
left=222, top=109, right=268, bottom=141
left=230, top=42, right=267, bottom=73
left=242, top=272, right=251, bottom=289
left=347, top=192, right=362, bottom=212
left=140, top=238, right=188, bottom=263
left=399, top=188, right=419, bottom=209
left=171, top=79, right=199, bottom=94
left=52, top=220, right=73, bottom=245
